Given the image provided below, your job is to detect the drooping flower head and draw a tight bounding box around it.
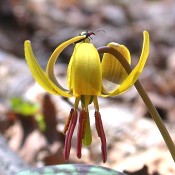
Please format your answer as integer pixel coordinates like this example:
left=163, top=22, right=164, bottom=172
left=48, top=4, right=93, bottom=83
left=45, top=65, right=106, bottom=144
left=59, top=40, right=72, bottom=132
left=24, top=30, right=149, bottom=163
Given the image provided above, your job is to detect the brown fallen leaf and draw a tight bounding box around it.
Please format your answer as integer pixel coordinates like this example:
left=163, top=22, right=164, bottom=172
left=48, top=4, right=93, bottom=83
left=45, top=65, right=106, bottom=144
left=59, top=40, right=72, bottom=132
left=42, top=94, right=58, bottom=144
left=17, top=113, right=37, bottom=147
left=123, top=165, right=161, bottom=175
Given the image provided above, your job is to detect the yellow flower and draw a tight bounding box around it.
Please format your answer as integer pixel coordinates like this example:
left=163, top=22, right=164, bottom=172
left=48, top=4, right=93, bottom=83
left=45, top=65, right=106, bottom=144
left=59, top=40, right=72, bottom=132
left=24, top=31, right=149, bottom=163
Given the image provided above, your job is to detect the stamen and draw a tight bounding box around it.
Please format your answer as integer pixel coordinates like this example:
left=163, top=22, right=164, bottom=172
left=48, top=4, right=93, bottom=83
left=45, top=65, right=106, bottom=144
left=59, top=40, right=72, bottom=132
left=74, top=97, right=80, bottom=109
left=93, top=96, right=99, bottom=112
left=63, top=108, right=74, bottom=134
left=95, top=111, right=107, bottom=163
left=64, top=110, right=78, bottom=160
left=77, top=110, right=86, bottom=158
left=95, top=115, right=100, bottom=137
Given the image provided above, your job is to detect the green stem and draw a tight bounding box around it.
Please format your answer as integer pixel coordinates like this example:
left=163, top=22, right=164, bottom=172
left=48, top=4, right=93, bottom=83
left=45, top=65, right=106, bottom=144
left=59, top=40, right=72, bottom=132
left=98, top=46, right=175, bottom=162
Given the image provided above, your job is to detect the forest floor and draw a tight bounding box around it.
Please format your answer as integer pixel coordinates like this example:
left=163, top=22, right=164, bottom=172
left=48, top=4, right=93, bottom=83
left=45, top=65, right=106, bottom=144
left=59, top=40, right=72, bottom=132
left=0, top=0, right=175, bottom=174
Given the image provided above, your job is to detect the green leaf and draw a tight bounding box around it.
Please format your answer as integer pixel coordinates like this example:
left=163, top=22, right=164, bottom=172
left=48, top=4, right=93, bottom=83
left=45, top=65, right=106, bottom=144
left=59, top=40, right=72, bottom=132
left=17, top=164, right=126, bottom=175
left=35, top=114, right=46, bottom=132
left=10, top=97, right=39, bottom=116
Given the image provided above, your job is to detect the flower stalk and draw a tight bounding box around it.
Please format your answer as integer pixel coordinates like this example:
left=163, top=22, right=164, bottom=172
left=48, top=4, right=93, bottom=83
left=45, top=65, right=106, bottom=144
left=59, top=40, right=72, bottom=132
left=98, top=46, right=175, bottom=162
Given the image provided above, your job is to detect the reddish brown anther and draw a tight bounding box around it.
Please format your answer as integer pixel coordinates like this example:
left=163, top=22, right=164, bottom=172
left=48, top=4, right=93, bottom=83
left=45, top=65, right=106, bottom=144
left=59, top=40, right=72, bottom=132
left=63, top=108, right=74, bottom=134
left=64, top=108, right=107, bottom=163
left=64, top=109, right=78, bottom=160
left=95, top=111, right=107, bottom=163
left=77, top=110, right=86, bottom=158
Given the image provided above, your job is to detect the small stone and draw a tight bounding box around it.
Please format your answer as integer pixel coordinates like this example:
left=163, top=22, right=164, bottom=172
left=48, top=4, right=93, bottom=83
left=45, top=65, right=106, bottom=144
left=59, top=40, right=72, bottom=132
left=100, top=6, right=127, bottom=26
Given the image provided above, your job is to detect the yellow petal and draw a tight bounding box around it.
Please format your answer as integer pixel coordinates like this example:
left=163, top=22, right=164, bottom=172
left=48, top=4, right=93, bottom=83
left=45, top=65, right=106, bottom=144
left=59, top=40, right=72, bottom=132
left=68, top=43, right=102, bottom=96
left=46, top=35, right=86, bottom=89
left=101, top=43, right=131, bottom=91
left=102, top=31, right=149, bottom=97
left=24, top=40, right=72, bottom=97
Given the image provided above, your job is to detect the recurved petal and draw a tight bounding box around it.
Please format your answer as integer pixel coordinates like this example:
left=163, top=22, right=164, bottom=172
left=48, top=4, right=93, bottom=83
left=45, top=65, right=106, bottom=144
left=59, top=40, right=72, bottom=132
left=101, top=43, right=131, bottom=91
left=24, top=40, right=72, bottom=97
left=103, top=31, right=149, bottom=96
left=46, top=35, right=86, bottom=90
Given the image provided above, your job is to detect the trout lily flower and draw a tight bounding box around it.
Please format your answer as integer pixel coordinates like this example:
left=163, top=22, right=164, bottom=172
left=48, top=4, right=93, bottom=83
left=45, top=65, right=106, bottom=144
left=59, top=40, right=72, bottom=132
left=24, top=31, right=149, bottom=163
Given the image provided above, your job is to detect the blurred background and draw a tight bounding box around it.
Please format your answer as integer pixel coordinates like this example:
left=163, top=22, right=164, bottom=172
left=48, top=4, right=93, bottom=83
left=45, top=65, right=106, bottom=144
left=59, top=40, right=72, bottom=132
left=0, top=0, right=175, bottom=174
